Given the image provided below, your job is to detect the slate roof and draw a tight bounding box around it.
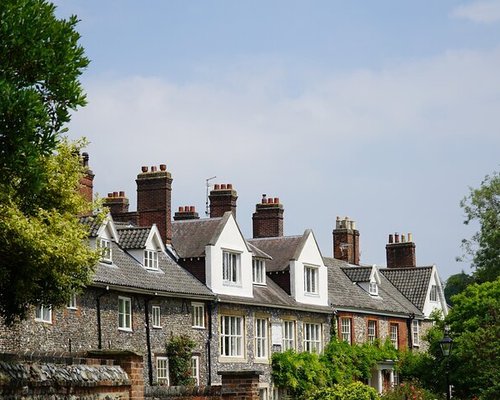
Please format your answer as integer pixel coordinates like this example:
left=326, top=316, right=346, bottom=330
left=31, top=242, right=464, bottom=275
left=325, top=257, right=422, bottom=317
left=171, top=217, right=226, bottom=258
left=342, top=266, right=372, bottom=282
left=92, top=242, right=214, bottom=298
left=117, top=226, right=151, bottom=249
left=379, top=266, right=434, bottom=311
left=79, top=215, right=101, bottom=237
left=218, top=277, right=331, bottom=314
left=247, top=234, right=306, bottom=272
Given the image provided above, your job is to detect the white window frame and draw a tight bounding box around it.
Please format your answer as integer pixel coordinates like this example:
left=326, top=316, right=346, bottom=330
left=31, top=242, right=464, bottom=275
left=367, top=320, right=377, bottom=343
left=255, top=318, right=269, bottom=359
left=430, top=285, right=437, bottom=302
left=369, top=281, right=378, bottom=296
left=156, top=356, right=169, bottom=385
left=282, top=320, right=296, bottom=351
left=303, top=323, right=322, bottom=353
left=35, top=305, right=52, bottom=323
left=341, top=318, right=351, bottom=343
left=220, top=315, right=244, bottom=357
left=390, top=324, right=399, bottom=349
left=144, top=249, right=159, bottom=270
left=412, top=320, right=420, bottom=346
left=253, top=259, right=266, bottom=285
left=222, top=251, right=241, bottom=285
left=67, top=293, right=77, bottom=310
left=98, top=238, right=112, bottom=262
left=118, top=296, right=132, bottom=331
left=304, top=265, right=319, bottom=294
left=192, top=302, right=205, bottom=328
left=191, top=356, right=200, bottom=385
left=152, top=305, right=161, bottom=328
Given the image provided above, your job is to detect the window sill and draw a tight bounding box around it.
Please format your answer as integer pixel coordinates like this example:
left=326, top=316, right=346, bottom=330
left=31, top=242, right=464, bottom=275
left=222, top=281, right=242, bottom=288
left=254, top=358, right=270, bottom=364
left=152, top=325, right=162, bottom=329
left=219, top=356, right=246, bottom=363
left=192, top=325, right=206, bottom=330
left=304, top=292, right=319, bottom=297
left=118, top=327, right=133, bottom=333
left=35, top=319, right=52, bottom=324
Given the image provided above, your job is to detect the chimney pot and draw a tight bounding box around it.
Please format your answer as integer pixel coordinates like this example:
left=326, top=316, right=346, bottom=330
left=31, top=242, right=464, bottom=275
left=151, top=166, right=157, bottom=172
left=141, top=166, right=148, bottom=173
left=119, top=191, right=125, bottom=197
left=274, top=197, right=279, bottom=204
left=214, top=184, right=220, bottom=190
left=408, top=232, right=413, bottom=242
left=190, top=206, right=195, bottom=212
left=227, top=183, right=232, bottom=189
left=395, top=233, right=400, bottom=243
left=178, top=206, right=184, bottom=212
left=389, top=234, right=394, bottom=244
left=221, top=184, right=227, bottom=190
left=402, top=234, right=406, bottom=243
left=159, top=164, right=167, bottom=171
left=113, top=191, right=118, bottom=197
left=107, top=192, right=113, bottom=198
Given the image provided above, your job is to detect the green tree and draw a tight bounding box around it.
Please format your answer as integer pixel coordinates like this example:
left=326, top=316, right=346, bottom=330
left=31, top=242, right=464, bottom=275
left=0, top=0, right=98, bottom=324
left=445, top=279, right=500, bottom=400
left=443, top=271, right=474, bottom=306
left=460, top=171, right=500, bottom=283
left=165, top=335, right=196, bottom=386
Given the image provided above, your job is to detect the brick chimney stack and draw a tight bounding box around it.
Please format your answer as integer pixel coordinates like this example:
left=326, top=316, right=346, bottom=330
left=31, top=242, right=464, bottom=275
left=333, top=216, right=360, bottom=265
left=136, top=164, right=173, bottom=244
left=252, top=194, right=284, bottom=238
left=79, top=152, right=94, bottom=203
left=174, top=206, right=200, bottom=221
left=209, top=183, right=237, bottom=218
left=386, top=232, right=416, bottom=268
left=103, top=191, right=130, bottom=215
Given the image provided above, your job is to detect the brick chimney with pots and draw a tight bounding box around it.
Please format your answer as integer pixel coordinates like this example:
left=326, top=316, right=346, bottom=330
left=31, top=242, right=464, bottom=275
left=79, top=152, right=94, bottom=203
left=103, top=191, right=130, bottom=215
left=333, top=216, right=360, bottom=265
left=252, top=194, right=284, bottom=238
left=173, top=206, right=200, bottom=221
left=136, top=164, right=173, bottom=244
left=386, top=232, right=416, bottom=268
left=209, top=183, right=237, bottom=218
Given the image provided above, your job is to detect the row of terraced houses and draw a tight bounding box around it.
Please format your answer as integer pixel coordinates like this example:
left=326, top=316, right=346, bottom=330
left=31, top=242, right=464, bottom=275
left=0, top=156, right=448, bottom=399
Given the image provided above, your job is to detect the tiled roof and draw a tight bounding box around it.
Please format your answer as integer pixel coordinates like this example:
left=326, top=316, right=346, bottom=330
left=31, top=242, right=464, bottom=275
left=325, top=257, right=422, bottom=317
left=342, top=266, right=372, bottom=282
left=79, top=215, right=101, bottom=237
left=92, top=242, right=214, bottom=298
left=117, top=226, right=150, bottom=249
left=171, top=217, right=226, bottom=258
left=247, top=242, right=272, bottom=260
left=247, top=235, right=305, bottom=272
left=218, top=278, right=331, bottom=313
left=379, top=266, right=434, bottom=311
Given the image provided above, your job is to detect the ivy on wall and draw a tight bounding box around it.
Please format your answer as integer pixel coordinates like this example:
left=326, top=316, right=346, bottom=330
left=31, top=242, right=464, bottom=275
left=165, top=335, right=196, bottom=386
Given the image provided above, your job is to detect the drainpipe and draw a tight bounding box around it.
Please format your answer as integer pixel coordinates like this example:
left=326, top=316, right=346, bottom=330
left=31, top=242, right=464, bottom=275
left=144, top=296, right=155, bottom=386
left=207, top=301, right=213, bottom=386
left=407, top=313, right=415, bottom=349
left=96, top=286, right=109, bottom=349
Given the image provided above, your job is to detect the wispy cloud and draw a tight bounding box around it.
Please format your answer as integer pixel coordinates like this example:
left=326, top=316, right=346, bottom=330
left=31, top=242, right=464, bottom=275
left=452, top=0, right=500, bottom=23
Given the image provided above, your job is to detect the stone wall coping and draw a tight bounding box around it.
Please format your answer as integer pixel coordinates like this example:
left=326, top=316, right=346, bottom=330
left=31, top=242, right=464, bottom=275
left=217, top=370, right=262, bottom=377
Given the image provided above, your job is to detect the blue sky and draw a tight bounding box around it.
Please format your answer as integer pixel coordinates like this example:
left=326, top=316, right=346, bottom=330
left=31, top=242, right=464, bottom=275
left=53, top=1, right=500, bottom=280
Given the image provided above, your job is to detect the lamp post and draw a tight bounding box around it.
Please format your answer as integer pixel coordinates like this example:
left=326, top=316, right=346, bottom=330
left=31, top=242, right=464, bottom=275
left=439, top=333, right=453, bottom=400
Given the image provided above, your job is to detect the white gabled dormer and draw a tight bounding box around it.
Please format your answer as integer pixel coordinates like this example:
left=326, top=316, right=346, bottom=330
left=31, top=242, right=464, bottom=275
left=290, top=230, right=329, bottom=306
left=361, top=266, right=382, bottom=296
left=120, top=224, right=165, bottom=271
left=423, top=265, right=448, bottom=317
left=205, top=212, right=253, bottom=298
left=94, top=214, right=119, bottom=264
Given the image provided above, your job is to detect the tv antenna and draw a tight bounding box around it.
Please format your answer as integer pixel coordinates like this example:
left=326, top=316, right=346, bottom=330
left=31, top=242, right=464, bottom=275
left=205, top=176, right=216, bottom=216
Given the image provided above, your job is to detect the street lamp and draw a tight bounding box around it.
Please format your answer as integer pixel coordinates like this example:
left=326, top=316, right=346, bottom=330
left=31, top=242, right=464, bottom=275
left=439, top=333, right=453, bottom=400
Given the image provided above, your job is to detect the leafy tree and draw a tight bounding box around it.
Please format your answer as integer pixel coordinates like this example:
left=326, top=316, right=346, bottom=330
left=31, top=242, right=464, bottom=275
left=165, top=335, right=196, bottom=386
left=443, top=271, right=474, bottom=306
left=445, top=279, right=500, bottom=400
left=0, top=0, right=98, bottom=324
left=305, top=381, right=379, bottom=400
left=460, top=171, right=500, bottom=283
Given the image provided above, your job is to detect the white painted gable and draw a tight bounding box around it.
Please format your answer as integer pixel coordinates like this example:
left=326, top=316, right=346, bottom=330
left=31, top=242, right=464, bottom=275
left=290, top=230, right=329, bottom=306
left=423, top=265, right=449, bottom=318
left=205, top=214, right=253, bottom=298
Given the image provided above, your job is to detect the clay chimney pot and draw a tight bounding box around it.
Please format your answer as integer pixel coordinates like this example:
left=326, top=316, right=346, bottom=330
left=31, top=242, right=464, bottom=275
left=159, top=164, right=167, bottom=171
left=141, top=166, right=148, bottom=173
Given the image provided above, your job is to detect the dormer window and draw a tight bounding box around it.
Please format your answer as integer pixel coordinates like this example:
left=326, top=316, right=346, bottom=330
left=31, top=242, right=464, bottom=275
left=98, top=238, right=112, bottom=262
left=304, top=265, right=319, bottom=294
left=144, top=249, right=159, bottom=270
left=369, top=281, right=378, bottom=296
left=222, top=251, right=240, bottom=285
left=252, top=259, right=266, bottom=284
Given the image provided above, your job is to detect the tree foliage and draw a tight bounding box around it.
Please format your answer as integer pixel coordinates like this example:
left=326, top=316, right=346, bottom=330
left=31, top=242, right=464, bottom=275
left=460, top=171, right=500, bottom=283
left=443, top=271, right=474, bottom=306
left=165, top=335, right=196, bottom=386
left=0, top=0, right=98, bottom=324
left=305, top=381, right=379, bottom=400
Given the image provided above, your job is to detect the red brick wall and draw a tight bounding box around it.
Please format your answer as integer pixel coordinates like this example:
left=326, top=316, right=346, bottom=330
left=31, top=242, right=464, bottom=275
left=385, top=242, right=416, bottom=268
left=333, top=229, right=360, bottom=265
left=209, top=185, right=237, bottom=218
left=252, top=201, right=284, bottom=238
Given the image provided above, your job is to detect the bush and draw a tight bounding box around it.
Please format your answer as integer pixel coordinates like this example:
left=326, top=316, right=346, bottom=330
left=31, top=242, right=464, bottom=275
left=305, top=381, right=379, bottom=400
left=380, top=380, right=442, bottom=400
left=165, top=335, right=196, bottom=386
